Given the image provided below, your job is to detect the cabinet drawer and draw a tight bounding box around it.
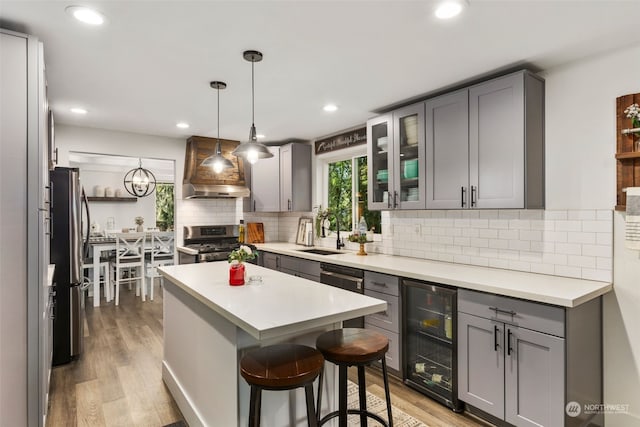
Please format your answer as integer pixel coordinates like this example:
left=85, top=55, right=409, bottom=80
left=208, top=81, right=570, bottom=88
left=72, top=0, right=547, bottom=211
left=279, top=255, right=298, bottom=271
left=364, top=323, right=400, bottom=372
left=364, top=271, right=399, bottom=296
left=364, top=289, right=399, bottom=333
left=458, top=289, right=565, bottom=337
left=297, top=258, right=320, bottom=277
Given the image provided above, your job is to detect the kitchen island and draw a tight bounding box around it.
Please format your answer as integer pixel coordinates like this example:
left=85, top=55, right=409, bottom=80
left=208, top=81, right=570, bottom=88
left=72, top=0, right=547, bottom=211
left=158, top=261, right=387, bottom=427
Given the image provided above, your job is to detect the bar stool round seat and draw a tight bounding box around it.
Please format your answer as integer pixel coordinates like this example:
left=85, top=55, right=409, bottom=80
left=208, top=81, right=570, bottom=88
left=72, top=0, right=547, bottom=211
left=315, top=328, right=394, bottom=427
left=240, top=343, right=324, bottom=427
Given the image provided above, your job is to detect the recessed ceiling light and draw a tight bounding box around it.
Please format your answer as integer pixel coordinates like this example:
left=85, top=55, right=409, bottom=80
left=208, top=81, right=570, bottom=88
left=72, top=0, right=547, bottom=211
left=176, top=122, right=190, bottom=129
left=435, top=0, right=468, bottom=19
left=70, top=107, right=87, bottom=115
left=323, top=104, right=338, bottom=112
left=65, top=6, right=106, bottom=25
left=256, top=134, right=266, bottom=139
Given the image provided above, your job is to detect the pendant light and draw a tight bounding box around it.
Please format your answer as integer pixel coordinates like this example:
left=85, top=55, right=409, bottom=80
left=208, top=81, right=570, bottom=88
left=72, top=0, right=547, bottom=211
left=232, top=50, right=273, bottom=164
left=123, top=158, right=156, bottom=197
left=202, top=81, right=234, bottom=173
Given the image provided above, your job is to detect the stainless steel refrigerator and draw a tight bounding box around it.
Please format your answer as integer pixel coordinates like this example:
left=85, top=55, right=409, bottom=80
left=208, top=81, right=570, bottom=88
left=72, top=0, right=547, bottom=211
left=50, top=167, right=89, bottom=365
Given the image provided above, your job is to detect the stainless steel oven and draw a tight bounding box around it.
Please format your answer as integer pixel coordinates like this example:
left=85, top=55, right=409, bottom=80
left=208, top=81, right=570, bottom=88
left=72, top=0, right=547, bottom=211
left=320, top=263, right=364, bottom=328
left=177, top=225, right=257, bottom=264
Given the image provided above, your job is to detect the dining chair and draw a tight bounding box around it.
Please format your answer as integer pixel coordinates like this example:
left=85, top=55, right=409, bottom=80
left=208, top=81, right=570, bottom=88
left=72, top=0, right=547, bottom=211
left=83, top=255, right=110, bottom=302
left=110, top=232, right=146, bottom=305
left=144, top=231, right=175, bottom=300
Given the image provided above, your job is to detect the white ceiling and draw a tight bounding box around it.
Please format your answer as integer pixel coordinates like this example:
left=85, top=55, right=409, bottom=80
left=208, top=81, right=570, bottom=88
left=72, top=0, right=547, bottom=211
left=2, top=1, right=640, bottom=144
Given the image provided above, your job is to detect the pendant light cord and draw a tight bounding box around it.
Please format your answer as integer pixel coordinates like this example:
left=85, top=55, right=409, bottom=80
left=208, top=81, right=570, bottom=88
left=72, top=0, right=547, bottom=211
left=251, top=59, right=255, bottom=129
left=217, top=85, right=220, bottom=143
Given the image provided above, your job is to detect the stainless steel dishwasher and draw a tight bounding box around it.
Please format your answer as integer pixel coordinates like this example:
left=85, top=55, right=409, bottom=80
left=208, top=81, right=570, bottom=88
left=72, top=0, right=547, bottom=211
left=320, top=263, right=364, bottom=328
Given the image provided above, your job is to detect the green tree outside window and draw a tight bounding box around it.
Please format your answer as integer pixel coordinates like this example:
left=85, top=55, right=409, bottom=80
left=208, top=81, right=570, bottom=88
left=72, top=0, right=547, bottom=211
left=327, top=156, right=380, bottom=234
left=155, top=183, right=174, bottom=231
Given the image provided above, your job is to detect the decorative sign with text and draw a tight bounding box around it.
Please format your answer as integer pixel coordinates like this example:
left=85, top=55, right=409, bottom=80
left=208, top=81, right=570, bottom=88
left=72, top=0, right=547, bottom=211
left=314, top=127, right=367, bottom=155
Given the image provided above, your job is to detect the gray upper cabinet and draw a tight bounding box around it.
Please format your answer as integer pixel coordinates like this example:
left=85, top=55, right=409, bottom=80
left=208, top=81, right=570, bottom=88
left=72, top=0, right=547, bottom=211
left=280, top=143, right=311, bottom=212
left=425, top=89, right=470, bottom=209
left=248, top=143, right=311, bottom=212
left=390, top=70, right=544, bottom=211
left=469, top=71, right=544, bottom=209
left=368, top=102, right=426, bottom=210
left=250, top=146, right=280, bottom=212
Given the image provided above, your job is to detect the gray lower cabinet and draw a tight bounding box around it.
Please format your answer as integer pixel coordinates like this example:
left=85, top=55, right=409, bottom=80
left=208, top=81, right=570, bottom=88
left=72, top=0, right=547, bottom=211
left=364, top=271, right=401, bottom=373
left=458, top=289, right=602, bottom=427
left=260, top=251, right=320, bottom=282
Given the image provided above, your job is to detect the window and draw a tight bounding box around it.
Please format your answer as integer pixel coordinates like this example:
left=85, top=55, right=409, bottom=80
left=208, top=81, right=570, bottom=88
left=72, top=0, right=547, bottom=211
left=327, top=155, right=381, bottom=234
left=155, top=183, right=175, bottom=231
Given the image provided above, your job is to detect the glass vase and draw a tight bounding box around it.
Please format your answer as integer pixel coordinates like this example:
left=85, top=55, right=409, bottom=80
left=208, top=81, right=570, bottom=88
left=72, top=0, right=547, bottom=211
left=229, top=263, right=245, bottom=286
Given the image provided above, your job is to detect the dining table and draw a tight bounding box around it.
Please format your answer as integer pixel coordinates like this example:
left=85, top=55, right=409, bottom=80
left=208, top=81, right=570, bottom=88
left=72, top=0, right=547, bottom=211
left=87, top=230, right=171, bottom=307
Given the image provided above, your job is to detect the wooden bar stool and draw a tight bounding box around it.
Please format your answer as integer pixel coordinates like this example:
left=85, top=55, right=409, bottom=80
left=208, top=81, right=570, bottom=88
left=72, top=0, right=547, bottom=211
left=315, top=328, right=393, bottom=427
left=240, top=343, right=324, bottom=427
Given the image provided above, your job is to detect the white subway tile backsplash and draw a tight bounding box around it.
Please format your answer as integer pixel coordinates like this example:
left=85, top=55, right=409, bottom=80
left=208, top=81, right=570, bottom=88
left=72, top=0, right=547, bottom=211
left=519, top=230, right=542, bottom=241
left=519, top=210, right=543, bottom=220
left=509, top=219, right=531, bottom=230
left=479, top=210, right=500, bottom=219
left=545, top=210, right=568, bottom=220
left=554, top=265, right=581, bottom=279
left=267, top=208, right=612, bottom=283
left=479, top=228, right=498, bottom=239
left=568, top=210, right=596, bottom=220
left=582, top=268, right=612, bottom=282
left=567, top=232, right=596, bottom=245
left=582, top=244, right=612, bottom=257
left=489, top=219, right=509, bottom=229
left=596, top=232, right=613, bottom=246
left=582, top=221, right=612, bottom=233
left=498, top=211, right=520, bottom=220
left=555, top=243, right=582, bottom=255
left=530, top=263, right=555, bottom=275
left=555, top=220, right=582, bottom=232
left=568, top=255, right=596, bottom=269
left=489, top=239, right=509, bottom=249
left=470, top=219, right=489, bottom=229
left=489, top=258, right=510, bottom=269
left=508, top=240, right=531, bottom=251
left=509, top=260, right=531, bottom=272
left=499, top=229, right=519, bottom=240
left=596, top=210, right=613, bottom=221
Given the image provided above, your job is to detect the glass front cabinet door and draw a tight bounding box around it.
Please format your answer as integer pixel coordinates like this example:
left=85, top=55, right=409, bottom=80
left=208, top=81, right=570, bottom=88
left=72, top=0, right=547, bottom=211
left=368, top=102, right=426, bottom=210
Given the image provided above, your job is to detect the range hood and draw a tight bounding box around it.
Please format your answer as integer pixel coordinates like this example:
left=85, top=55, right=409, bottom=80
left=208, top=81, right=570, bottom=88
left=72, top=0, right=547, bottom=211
left=183, top=136, right=250, bottom=199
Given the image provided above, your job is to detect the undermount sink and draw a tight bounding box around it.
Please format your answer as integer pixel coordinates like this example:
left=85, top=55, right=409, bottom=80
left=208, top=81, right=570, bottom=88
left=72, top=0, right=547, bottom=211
left=296, top=248, right=342, bottom=256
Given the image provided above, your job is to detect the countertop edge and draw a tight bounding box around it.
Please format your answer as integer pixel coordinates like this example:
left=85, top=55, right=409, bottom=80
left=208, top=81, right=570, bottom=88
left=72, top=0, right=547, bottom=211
left=255, top=243, right=613, bottom=308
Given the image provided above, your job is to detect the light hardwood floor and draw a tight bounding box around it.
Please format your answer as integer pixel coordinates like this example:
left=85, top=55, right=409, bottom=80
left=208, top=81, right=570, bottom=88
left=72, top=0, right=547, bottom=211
left=47, top=282, right=490, bottom=427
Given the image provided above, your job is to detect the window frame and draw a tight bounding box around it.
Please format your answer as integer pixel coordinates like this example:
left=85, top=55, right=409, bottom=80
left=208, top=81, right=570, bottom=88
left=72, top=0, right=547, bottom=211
left=316, top=145, right=374, bottom=233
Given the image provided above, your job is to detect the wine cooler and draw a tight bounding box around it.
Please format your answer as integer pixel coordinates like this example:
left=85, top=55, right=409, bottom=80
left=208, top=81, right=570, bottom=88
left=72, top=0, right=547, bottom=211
left=403, top=279, right=462, bottom=411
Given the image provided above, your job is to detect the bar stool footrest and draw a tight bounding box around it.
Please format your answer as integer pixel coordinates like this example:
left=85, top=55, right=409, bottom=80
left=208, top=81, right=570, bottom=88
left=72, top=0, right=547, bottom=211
left=319, top=409, right=390, bottom=427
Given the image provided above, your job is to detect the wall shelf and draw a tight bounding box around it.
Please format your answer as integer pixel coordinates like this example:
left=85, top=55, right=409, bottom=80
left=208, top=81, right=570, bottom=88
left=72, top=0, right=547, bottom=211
left=615, top=93, right=640, bottom=211
left=87, top=196, right=137, bottom=202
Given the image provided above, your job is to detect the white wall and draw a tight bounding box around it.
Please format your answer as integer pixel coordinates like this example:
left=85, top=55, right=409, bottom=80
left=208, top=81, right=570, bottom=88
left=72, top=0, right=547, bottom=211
left=55, top=125, right=242, bottom=243
left=541, top=44, right=640, bottom=426
left=82, top=169, right=157, bottom=231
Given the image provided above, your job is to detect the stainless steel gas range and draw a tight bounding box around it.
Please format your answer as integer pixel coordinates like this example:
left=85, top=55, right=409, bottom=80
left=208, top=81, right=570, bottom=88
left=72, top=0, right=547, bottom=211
left=177, top=225, right=243, bottom=264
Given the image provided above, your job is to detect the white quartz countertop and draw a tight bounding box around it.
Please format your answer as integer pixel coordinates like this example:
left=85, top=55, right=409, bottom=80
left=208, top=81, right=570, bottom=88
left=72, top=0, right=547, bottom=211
left=158, top=262, right=387, bottom=340
left=255, top=243, right=612, bottom=308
